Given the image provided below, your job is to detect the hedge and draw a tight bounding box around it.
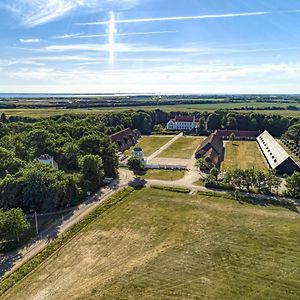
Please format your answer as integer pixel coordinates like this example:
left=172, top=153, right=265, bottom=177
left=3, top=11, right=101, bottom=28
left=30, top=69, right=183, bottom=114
left=0, top=187, right=134, bottom=296
left=150, top=185, right=191, bottom=194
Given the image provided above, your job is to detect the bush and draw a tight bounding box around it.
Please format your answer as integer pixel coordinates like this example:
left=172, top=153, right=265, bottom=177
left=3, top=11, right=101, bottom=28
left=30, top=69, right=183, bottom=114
left=150, top=185, right=190, bottom=194
left=0, top=187, right=134, bottom=296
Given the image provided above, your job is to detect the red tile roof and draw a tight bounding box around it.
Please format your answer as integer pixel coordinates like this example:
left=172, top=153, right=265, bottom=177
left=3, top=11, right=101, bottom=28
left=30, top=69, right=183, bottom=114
left=175, top=116, right=194, bottom=122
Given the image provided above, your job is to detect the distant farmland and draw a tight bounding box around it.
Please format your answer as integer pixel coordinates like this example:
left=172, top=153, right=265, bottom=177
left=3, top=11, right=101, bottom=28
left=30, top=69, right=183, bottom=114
left=0, top=100, right=300, bottom=118
left=4, top=188, right=300, bottom=300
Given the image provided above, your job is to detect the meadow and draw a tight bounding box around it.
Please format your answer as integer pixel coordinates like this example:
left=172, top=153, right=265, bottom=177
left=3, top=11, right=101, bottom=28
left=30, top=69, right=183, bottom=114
left=124, top=135, right=174, bottom=157
left=158, top=136, right=203, bottom=159
left=3, top=187, right=300, bottom=300
left=222, top=141, right=269, bottom=171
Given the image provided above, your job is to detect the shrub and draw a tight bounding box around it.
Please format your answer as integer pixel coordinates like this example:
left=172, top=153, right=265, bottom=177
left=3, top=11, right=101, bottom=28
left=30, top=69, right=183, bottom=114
left=150, top=185, right=190, bottom=194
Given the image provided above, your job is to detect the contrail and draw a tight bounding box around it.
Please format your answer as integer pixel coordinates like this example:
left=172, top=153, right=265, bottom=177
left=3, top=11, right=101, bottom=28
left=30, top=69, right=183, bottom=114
left=75, top=11, right=269, bottom=26
left=74, top=10, right=300, bottom=26
left=108, top=11, right=116, bottom=64
left=74, top=30, right=178, bottom=38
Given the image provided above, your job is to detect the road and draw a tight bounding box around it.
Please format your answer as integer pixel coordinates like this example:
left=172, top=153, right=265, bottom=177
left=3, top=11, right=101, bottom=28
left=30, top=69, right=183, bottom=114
left=0, top=168, right=134, bottom=278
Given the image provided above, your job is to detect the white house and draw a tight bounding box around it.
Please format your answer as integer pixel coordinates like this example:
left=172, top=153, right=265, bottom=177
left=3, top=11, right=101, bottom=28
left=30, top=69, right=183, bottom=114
left=37, top=154, right=58, bottom=170
left=132, top=147, right=146, bottom=163
left=166, top=115, right=196, bottom=131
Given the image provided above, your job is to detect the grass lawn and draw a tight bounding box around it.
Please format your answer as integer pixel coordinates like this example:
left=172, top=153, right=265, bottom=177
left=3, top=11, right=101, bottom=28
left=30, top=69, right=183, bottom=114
left=4, top=187, right=300, bottom=300
left=124, top=135, right=174, bottom=157
left=158, top=137, right=203, bottom=159
left=142, top=169, right=186, bottom=181
left=222, top=141, right=269, bottom=171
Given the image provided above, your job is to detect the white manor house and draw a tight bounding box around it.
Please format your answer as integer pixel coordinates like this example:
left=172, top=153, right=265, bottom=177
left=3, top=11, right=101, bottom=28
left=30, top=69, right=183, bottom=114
left=166, top=115, right=196, bottom=131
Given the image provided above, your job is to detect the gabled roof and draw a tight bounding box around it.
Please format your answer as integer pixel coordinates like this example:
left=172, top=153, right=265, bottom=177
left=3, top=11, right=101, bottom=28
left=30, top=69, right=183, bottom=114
left=256, top=130, right=298, bottom=169
left=198, top=132, right=223, bottom=155
left=38, top=154, right=53, bottom=160
left=216, top=130, right=260, bottom=138
left=175, top=116, right=194, bottom=122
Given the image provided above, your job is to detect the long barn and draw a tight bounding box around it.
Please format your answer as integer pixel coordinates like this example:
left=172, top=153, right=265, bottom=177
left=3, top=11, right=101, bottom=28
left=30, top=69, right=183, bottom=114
left=257, top=131, right=300, bottom=174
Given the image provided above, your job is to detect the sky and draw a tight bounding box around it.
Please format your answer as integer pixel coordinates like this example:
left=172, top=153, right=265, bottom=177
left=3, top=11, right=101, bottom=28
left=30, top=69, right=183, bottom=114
left=1, top=0, right=300, bottom=94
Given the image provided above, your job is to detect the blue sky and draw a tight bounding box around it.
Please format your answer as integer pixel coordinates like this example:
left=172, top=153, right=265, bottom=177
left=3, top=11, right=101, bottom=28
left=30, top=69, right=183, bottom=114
left=1, top=0, right=300, bottom=93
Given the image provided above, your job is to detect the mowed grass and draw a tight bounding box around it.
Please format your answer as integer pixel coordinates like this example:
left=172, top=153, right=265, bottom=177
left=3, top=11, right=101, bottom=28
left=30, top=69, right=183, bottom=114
left=158, top=137, right=203, bottom=159
left=124, top=135, right=174, bottom=156
left=222, top=141, right=269, bottom=171
left=142, top=169, right=186, bottom=181
left=4, top=188, right=300, bottom=300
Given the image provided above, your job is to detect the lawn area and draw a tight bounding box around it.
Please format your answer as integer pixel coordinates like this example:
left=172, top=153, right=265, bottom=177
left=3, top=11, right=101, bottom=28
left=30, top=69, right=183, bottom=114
left=4, top=187, right=300, bottom=300
left=124, top=135, right=174, bottom=157
left=142, top=169, right=186, bottom=181
left=158, top=136, right=203, bottom=159
left=222, top=141, right=268, bottom=171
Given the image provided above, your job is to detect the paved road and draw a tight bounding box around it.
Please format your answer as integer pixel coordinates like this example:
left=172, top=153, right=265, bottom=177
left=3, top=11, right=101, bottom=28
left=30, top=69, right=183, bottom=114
left=0, top=168, right=134, bottom=278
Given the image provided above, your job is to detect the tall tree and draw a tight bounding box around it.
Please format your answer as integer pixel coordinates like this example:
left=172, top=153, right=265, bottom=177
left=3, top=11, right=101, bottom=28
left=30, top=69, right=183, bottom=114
left=206, top=113, right=221, bottom=131
left=79, top=155, right=104, bottom=193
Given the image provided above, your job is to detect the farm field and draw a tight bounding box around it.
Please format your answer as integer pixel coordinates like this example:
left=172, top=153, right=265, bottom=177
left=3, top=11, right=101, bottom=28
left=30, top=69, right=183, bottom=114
left=142, top=169, right=186, bottom=181
left=158, top=136, right=203, bottom=159
left=3, top=187, right=300, bottom=300
left=1, top=101, right=300, bottom=118
left=124, top=135, right=174, bottom=157
left=222, top=141, right=269, bottom=171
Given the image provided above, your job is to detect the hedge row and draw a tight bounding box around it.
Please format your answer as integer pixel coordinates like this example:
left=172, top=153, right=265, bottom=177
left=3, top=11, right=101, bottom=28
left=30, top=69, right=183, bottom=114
left=0, top=187, right=134, bottom=296
left=150, top=185, right=191, bottom=194
left=197, top=190, right=234, bottom=200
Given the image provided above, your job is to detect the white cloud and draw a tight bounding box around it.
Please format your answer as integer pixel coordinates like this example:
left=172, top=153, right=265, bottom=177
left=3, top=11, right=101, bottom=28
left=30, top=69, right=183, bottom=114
left=74, top=10, right=300, bottom=26
left=2, top=0, right=140, bottom=27
left=4, top=61, right=300, bottom=94
left=19, top=38, right=41, bottom=43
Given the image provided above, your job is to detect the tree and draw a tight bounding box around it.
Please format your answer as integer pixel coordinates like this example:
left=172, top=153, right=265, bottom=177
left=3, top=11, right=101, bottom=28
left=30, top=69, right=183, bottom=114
left=197, top=158, right=209, bottom=171
left=226, top=116, right=237, bottom=130
left=0, top=147, right=24, bottom=178
left=206, top=113, right=222, bottom=131
left=265, top=169, right=281, bottom=194
left=0, top=113, right=7, bottom=123
left=128, top=156, right=144, bottom=172
left=229, top=133, right=236, bottom=143
left=79, top=155, right=104, bottom=193
left=58, top=141, right=79, bottom=171
left=286, top=172, right=300, bottom=198
left=285, top=124, right=300, bottom=145
left=0, top=208, right=29, bottom=243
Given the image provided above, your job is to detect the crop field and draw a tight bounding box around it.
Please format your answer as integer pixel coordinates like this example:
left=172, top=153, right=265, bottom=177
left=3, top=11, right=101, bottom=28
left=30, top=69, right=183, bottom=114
left=158, top=136, right=203, bottom=159
left=1, top=101, right=300, bottom=118
left=142, top=169, right=186, bottom=181
left=222, top=141, right=269, bottom=171
left=4, top=187, right=300, bottom=300
left=124, top=135, right=174, bottom=157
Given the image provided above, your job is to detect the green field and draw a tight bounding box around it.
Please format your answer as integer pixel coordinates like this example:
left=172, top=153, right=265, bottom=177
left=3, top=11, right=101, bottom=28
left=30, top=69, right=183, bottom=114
left=1, top=101, right=300, bottom=118
left=222, top=141, right=269, bottom=171
left=158, top=137, right=203, bottom=159
left=124, top=135, right=174, bottom=156
left=142, top=169, right=186, bottom=181
left=4, top=188, right=300, bottom=300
